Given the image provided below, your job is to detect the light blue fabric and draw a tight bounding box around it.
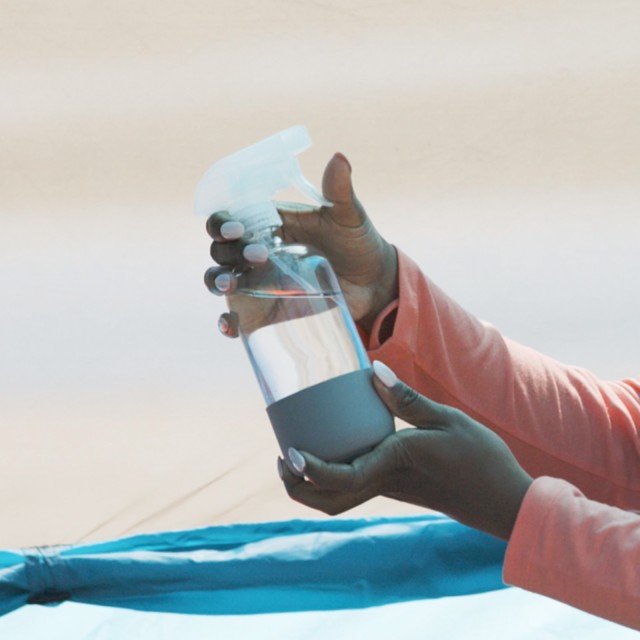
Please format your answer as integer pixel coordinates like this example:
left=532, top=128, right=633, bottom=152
left=0, top=515, right=506, bottom=617
left=1, top=581, right=637, bottom=639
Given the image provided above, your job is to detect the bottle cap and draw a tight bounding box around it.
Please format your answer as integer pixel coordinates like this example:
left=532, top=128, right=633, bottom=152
left=194, top=126, right=332, bottom=234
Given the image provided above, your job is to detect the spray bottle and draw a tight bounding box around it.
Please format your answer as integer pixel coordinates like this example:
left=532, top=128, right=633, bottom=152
left=194, top=126, right=394, bottom=472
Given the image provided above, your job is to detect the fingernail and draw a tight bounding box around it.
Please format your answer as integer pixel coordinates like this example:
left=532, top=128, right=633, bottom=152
left=288, top=447, right=306, bottom=474
left=277, top=457, right=285, bottom=480
left=220, top=221, right=245, bottom=240
left=218, top=314, right=230, bottom=334
left=214, top=272, right=232, bottom=292
left=243, top=243, right=269, bottom=263
left=217, top=312, right=238, bottom=337
left=334, top=152, right=352, bottom=173
left=373, top=360, right=397, bottom=388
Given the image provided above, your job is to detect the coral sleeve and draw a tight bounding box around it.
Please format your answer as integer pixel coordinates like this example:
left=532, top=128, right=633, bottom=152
left=367, top=248, right=640, bottom=628
left=505, top=477, right=640, bottom=629
left=369, top=249, right=640, bottom=510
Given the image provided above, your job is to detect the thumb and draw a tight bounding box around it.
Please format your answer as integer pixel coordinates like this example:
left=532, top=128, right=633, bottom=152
left=372, top=360, right=452, bottom=428
left=321, top=153, right=367, bottom=225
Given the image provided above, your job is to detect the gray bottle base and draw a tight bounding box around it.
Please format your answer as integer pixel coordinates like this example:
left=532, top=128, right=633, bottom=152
left=266, top=368, right=395, bottom=474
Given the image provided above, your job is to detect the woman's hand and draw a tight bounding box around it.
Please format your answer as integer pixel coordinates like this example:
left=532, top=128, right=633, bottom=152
left=204, top=153, right=398, bottom=335
left=279, top=361, right=533, bottom=541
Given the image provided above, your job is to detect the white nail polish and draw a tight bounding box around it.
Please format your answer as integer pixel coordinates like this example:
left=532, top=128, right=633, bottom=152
left=243, top=244, right=269, bottom=263
left=220, top=221, right=245, bottom=240
left=373, top=360, right=397, bottom=388
left=215, top=272, right=232, bottom=292
left=218, top=315, right=230, bottom=335
left=288, top=447, right=306, bottom=474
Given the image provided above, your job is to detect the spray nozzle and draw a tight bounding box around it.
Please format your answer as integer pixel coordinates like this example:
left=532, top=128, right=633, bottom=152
left=193, top=126, right=332, bottom=234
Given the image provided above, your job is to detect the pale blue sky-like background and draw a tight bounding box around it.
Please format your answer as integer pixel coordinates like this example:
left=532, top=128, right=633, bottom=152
left=1, top=0, right=639, bottom=547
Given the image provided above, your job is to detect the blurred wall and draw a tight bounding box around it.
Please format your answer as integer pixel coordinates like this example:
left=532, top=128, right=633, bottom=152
left=1, top=1, right=639, bottom=546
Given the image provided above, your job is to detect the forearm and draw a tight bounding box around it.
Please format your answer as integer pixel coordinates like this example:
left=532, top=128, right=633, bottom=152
left=369, top=250, right=640, bottom=509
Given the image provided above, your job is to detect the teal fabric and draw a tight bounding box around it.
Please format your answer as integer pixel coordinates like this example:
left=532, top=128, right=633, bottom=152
left=0, top=515, right=506, bottom=617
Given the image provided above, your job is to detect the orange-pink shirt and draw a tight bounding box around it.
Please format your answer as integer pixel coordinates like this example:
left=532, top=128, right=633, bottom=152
left=368, top=249, right=640, bottom=629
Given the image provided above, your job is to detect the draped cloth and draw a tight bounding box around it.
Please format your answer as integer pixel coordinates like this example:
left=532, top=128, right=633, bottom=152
left=0, top=516, right=505, bottom=617
left=1, top=515, right=635, bottom=637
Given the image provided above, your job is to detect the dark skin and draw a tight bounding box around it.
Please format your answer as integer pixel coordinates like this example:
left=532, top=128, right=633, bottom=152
left=205, top=153, right=533, bottom=541
left=279, top=366, right=533, bottom=541
left=205, top=153, right=399, bottom=334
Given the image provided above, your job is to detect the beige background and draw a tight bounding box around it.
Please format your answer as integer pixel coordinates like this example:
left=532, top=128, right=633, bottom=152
left=1, top=1, right=639, bottom=548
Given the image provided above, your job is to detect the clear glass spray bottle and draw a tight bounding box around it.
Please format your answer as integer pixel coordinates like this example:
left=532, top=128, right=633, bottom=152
left=194, top=126, right=394, bottom=472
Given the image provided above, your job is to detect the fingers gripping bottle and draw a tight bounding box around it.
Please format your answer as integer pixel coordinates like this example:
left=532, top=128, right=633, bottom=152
left=194, top=126, right=394, bottom=472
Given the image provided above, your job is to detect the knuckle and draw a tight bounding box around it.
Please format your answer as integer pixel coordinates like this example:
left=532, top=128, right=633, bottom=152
left=205, top=215, right=217, bottom=238
left=206, top=211, right=230, bottom=238
left=209, top=241, right=218, bottom=262
left=283, top=484, right=298, bottom=500
left=210, top=241, right=225, bottom=263
left=210, top=240, right=246, bottom=268
left=390, top=432, right=416, bottom=469
left=203, top=267, right=216, bottom=289
left=282, top=478, right=304, bottom=500
left=395, top=384, right=422, bottom=414
left=323, top=504, right=342, bottom=516
left=348, top=466, right=365, bottom=493
left=203, top=267, right=223, bottom=295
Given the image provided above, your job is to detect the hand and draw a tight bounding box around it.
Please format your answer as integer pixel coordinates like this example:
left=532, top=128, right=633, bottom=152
left=204, top=153, right=399, bottom=335
left=279, top=361, right=533, bottom=541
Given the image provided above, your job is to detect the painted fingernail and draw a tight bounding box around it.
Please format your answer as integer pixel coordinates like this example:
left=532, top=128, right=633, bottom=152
left=373, top=360, right=397, bottom=388
left=243, top=243, right=269, bottom=263
left=220, top=221, right=245, bottom=240
left=288, top=447, right=306, bottom=474
left=218, top=312, right=239, bottom=337
left=277, top=457, right=285, bottom=480
left=335, top=152, right=352, bottom=173
left=214, top=272, right=232, bottom=292
left=218, top=314, right=230, bottom=334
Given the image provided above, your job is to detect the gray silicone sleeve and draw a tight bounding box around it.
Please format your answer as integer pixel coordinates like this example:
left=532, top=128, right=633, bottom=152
left=266, top=368, right=395, bottom=473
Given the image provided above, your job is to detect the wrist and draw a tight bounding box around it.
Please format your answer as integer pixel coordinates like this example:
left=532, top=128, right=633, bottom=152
left=495, top=474, right=533, bottom=541
left=358, top=243, right=399, bottom=334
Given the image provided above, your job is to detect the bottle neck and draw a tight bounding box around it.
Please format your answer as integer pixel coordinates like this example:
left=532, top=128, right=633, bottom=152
left=234, top=202, right=282, bottom=236
left=247, top=226, right=282, bottom=246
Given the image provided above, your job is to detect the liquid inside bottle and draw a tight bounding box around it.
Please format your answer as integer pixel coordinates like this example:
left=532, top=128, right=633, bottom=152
left=243, top=294, right=368, bottom=405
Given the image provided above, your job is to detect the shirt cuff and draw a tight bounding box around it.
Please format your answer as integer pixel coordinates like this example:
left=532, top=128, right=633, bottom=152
left=503, top=476, right=576, bottom=589
left=359, top=299, right=399, bottom=350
